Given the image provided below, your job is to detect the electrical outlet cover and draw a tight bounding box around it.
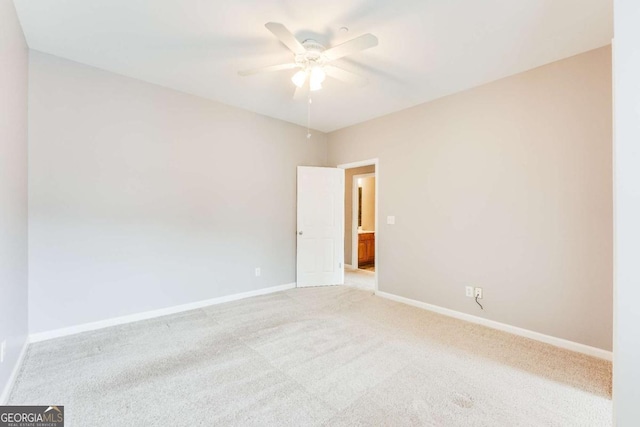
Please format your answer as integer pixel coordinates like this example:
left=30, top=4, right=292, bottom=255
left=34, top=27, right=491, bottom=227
left=474, top=287, right=483, bottom=299
left=465, top=286, right=474, bottom=297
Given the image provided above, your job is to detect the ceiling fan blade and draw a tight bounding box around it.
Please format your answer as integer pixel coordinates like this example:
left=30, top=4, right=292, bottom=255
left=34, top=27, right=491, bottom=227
left=265, top=22, right=306, bottom=55
left=238, top=63, right=298, bottom=76
left=323, top=34, right=378, bottom=61
left=324, top=65, right=368, bottom=86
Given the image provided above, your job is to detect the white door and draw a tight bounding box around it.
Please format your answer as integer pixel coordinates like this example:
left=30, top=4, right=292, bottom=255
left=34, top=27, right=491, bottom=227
left=297, top=166, right=344, bottom=287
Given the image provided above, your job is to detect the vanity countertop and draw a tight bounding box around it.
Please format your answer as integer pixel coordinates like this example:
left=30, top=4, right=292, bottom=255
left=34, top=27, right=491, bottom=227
left=358, top=230, right=375, bottom=234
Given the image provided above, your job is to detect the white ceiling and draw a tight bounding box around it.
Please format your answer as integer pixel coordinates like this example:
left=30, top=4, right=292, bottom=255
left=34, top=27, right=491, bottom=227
left=14, top=0, right=612, bottom=132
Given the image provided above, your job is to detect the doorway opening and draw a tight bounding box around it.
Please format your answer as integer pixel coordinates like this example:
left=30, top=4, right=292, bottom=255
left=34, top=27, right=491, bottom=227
left=338, top=159, right=378, bottom=291
left=354, top=173, right=376, bottom=272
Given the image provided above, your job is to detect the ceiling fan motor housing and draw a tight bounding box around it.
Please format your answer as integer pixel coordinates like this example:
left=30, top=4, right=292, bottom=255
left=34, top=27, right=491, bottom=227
left=295, top=39, right=327, bottom=68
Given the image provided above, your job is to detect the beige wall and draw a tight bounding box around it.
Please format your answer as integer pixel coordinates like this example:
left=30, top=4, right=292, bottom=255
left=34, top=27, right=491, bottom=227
left=344, top=165, right=375, bottom=265
left=328, top=46, right=613, bottom=351
left=27, top=51, right=328, bottom=334
left=361, top=177, right=375, bottom=231
left=0, top=0, right=29, bottom=399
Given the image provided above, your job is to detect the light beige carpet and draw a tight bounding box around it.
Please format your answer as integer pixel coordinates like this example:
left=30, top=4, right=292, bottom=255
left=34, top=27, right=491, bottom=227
left=9, top=287, right=611, bottom=426
left=344, top=269, right=375, bottom=290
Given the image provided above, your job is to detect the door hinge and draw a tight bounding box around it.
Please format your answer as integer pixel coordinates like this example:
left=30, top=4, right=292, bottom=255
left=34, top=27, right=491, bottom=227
left=339, top=262, right=342, bottom=269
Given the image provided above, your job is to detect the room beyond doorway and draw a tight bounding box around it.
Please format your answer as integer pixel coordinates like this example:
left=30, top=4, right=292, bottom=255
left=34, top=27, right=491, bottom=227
left=338, top=159, right=379, bottom=292
left=355, top=173, right=375, bottom=272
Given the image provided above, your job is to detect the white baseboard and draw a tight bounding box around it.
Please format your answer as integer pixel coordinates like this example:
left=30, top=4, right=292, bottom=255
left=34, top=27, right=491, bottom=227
left=0, top=339, right=29, bottom=405
left=30, top=282, right=296, bottom=343
left=375, top=290, right=612, bottom=361
left=344, top=264, right=355, bottom=270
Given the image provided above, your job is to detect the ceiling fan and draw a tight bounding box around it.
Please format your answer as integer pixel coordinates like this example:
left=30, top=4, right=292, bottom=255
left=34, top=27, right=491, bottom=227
left=238, top=22, right=378, bottom=99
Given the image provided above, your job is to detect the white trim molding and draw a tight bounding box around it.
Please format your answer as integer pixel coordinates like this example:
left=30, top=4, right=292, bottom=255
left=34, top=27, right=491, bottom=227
left=0, top=339, right=29, bottom=405
left=30, top=283, right=296, bottom=343
left=375, top=290, right=612, bottom=361
left=337, top=159, right=378, bottom=170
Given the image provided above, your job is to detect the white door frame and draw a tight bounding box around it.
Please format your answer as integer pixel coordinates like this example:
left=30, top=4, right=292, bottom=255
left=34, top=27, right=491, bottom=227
left=352, top=172, right=375, bottom=270
left=337, top=159, right=379, bottom=292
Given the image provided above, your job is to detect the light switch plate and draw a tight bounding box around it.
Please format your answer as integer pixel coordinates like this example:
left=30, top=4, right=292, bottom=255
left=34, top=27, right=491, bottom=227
left=387, top=216, right=396, bottom=225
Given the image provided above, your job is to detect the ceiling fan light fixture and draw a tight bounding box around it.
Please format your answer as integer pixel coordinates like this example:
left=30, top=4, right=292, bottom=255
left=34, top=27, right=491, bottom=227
left=310, top=66, right=326, bottom=84
left=291, top=69, right=307, bottom=88
left=309, top=66, right=326, bottom=91
left=310, top=79, right=322, bottom=91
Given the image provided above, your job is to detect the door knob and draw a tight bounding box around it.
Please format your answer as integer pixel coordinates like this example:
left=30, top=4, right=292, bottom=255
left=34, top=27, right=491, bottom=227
left=298, top=231, right=303, bottom=235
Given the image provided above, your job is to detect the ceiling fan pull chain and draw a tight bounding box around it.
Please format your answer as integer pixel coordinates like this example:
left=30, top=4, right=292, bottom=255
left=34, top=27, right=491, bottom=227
left=307, top=95, right=312, bottom=140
